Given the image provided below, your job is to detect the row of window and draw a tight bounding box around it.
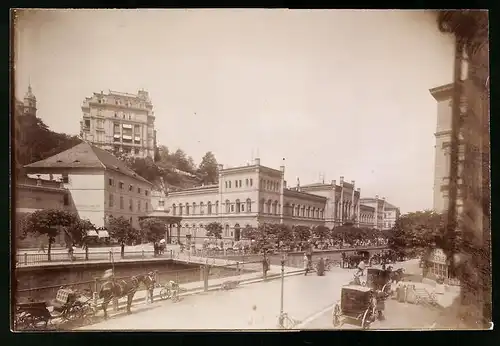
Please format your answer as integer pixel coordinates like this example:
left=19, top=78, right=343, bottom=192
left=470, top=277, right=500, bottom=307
left=109, top=178, right=149, bottom=196
left=171, top=199, right=253, bottom=216
left=225, top=178, right=253, bottom=189
left=260, top=178, right=280, bottom=192
left=283, top=203, right=324, bottom=219
left=109, top=193, right=149, bottom=212
left=96, top=97, right=148, bottom=109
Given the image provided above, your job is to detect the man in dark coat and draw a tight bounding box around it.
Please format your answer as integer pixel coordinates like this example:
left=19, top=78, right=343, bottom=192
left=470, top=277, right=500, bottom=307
left=317, top=257, right=325, bottom=276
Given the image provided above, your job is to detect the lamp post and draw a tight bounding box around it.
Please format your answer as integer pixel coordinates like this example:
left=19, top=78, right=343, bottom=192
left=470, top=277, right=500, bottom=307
left=278, top=252, right=287, bottom=328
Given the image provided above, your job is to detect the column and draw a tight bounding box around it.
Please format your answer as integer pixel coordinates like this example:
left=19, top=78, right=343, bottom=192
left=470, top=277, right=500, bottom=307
left=356, top=188, right=361, bottom=227
left=339, top=176, right=344, bottom=224
left=374, top=194, right=379, bottom=229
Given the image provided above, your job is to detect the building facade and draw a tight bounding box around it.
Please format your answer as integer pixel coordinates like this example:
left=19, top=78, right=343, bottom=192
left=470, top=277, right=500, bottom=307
left=151, top=159, right=328, bottom=242
left=24, top=142, right=153, bottom=229
left=15, top=176, right=73, bottom=247
left=359, top=196, right=388, bottom=230
left=80, top=89, right=156, bottom=158
left=383, top=202, right=401, bottom=230
left=298, top=177, right=361, bottom=229
left=430, top=83, right=465, bottom=214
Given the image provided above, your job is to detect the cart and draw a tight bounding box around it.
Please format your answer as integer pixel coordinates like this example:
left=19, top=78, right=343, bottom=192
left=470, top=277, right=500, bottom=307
left=50, top=287, right=95, bottom=325
left=332, top=285, right=377, bottom=329
left=15, top=301, right=52, bottom=330
left=366, top=268, right=392, bottom=294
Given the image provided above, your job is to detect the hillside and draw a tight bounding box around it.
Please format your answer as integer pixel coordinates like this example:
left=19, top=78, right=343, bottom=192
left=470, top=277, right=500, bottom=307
left=15, top=114, right=218, bottom=191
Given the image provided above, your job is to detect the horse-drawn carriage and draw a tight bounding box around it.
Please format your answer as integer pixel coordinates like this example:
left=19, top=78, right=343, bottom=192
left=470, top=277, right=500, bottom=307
left=14, top=287, right=95, bottom=330
left=159, top=280, right=186, bottom=302
left=366, top=268, right=392, bottom=294
left=332, top=285, right=378, bottom=329
left=342, top=251, right=370, bottom=269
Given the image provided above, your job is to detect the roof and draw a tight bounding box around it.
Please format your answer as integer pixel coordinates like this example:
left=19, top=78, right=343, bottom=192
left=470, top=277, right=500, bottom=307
left=24, top=142, right=152, bottom=185
left=342, top=285, right=372, bottom=292
left=384, top=202, right=399, bottom=210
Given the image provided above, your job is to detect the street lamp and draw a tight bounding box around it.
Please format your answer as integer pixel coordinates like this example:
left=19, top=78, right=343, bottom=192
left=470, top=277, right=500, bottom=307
left=278, top=252, right=287, bottom=328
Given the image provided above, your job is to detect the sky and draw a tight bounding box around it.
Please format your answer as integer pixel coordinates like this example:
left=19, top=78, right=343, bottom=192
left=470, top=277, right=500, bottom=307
left=13, top=9, right=455, bottom=213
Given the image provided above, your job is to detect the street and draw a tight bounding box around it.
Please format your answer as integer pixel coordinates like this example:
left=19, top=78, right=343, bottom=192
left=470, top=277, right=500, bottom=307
left=78, top=267, right=356, bottom=330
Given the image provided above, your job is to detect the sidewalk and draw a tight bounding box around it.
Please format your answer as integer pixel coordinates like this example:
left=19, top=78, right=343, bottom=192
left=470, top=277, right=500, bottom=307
left=77, top=266, right=357, bottom=330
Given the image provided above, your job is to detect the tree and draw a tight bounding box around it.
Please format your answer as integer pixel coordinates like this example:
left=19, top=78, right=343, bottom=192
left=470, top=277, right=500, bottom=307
left=205, top=222, right=223, bottom=239
left=107, top=216, right=139, bottom=258
left=312, top=225, right=330, bottom=242
left=292, top=225, right=311, bottom=243
left=21, top=209, right=93, bottom=260
left=388, top=211, right=446, bottom=259
left=241, top=223, right=276, bottom=254
left=139, top=218, right=167, bottom=243
left=198, top=151, right=219, bottom=184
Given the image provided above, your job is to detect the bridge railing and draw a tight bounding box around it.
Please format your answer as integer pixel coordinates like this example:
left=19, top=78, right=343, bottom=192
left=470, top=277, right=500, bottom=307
left=15, top=250, right=171, bottom=266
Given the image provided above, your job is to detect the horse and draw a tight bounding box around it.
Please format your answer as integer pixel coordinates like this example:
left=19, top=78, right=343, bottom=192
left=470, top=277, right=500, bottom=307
left=98, top=272, right=156, bottom=319
left=389, top=268, right=405, bottom=283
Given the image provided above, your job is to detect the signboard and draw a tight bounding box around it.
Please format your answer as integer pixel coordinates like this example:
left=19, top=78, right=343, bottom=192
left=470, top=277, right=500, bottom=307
left=428, top=248, right=448, bottom=265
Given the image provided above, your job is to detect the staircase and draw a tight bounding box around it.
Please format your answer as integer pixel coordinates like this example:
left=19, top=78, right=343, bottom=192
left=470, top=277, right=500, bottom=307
left=413, top=287, right=438, bottom=307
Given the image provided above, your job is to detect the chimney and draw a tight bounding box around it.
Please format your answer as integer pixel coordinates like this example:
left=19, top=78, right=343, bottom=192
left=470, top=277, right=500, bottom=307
left=254, top=158, right=260, bottom=166
left=296, top=177, right=301, bottom=191
left=280, top=165, right=285, bottom=173
left=340, top=176, right=344, bottom=184
left=375, top=194, right=379, bottom=199
left=351, top=180, right=355, bottom=186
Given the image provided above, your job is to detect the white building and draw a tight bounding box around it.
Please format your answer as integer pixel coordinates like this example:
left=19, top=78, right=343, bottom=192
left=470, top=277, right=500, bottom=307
left=80, top=89, right=157, bottom=158
left=24, top=142, right=153, bottom=229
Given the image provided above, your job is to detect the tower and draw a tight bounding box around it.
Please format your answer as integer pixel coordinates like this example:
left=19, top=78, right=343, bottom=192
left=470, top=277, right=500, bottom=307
left=23, top=83, right=37, bottom=117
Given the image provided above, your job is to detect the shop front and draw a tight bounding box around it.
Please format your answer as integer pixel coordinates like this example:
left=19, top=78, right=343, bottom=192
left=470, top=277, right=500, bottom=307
left=423, top=248, right=459, bottom=285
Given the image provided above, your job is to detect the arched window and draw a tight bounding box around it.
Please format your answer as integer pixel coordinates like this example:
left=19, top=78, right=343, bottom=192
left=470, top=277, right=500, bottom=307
left=291, top=204, right=295, bottom=217
left=200, top=202, right=205, bottom=215
left=316, top=208, right=320, bottom=218
left=320, top=209, right=324, bottom=219
left=266, top=200, right=272, bottom=214
left=301, top=206, right=305, bottom=217
left=272, top=201, right=278, bottom=215
left=246, top=198, right=251, bottom=212
left=186, top=204, right=190, bottom=215
left=207, top=202, right=212, bottom=215
left=172, top=204, right=176, bottom=215
left=179, top=203, right=183, bottom=216
left=228, top=181, right=232, bottom=188
left=259, top=198, right=265, bottom=213
left=236, top=199, right=241, bottom=213
left=215, top=201, right=219, bottom=214
left=246, top=178, right=249, bottom=186
left=192, top=202, right=197, bottom=215
left=225, top=224, right=230, bottom=237
left=225, top=199, right=231, bottom=213
left=306, top=207, right=310, bottom=218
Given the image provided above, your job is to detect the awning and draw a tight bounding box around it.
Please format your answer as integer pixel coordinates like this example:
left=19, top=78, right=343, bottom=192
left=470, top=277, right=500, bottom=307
left=98, top=230, right=109, bottom=238
left=86, top=230, right=99, bottom=237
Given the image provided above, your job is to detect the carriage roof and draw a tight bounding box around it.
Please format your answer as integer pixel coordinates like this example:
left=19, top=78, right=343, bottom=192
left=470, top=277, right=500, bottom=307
left=342, top=285, right=372, bottom=293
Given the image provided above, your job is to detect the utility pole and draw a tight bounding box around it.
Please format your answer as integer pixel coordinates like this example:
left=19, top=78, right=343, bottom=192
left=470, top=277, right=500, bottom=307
left=278, top=252, right=286, bottom=328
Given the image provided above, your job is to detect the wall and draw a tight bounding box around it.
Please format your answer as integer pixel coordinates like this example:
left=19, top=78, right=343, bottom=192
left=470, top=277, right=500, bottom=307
left=104, top=170, right=153, bottom=229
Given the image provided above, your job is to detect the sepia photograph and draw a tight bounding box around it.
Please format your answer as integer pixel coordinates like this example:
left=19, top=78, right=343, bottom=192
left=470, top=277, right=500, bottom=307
left=10, top=9, right=490, bottom=332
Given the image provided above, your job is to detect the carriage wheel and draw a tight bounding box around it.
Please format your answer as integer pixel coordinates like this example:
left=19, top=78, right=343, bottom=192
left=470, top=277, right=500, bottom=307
left=361, top=308, right=372, bottom=330
left=332, top=304, right=341, bottom=327
left=160, top=288, right=171, bottom=300
left=382, top=283, right=391, bottom=296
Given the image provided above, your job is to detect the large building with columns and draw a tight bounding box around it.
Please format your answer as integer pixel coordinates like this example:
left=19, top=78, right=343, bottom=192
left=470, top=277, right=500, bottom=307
left=151, top=158, right=393, bottom=242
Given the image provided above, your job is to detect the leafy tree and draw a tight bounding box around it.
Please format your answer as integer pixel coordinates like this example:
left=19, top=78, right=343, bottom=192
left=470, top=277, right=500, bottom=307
left=107, top=216, right=139, bottom=258
left=312, top=225, right=330, bottom=242
left=292, top=225, right=311, bottom=243
left=15, top=114, right=81, bottom=176
left=274, top=224, right=293, bottom=248
left=139, top=217, right=167, bottom=244
left=242, top=223, right=276, bottom=254
left=21, top=209, right=93, bottom=260
left=388, top=210, right=446, bottom=259
left=198, top=151, right=219, bottom=184
left=205, top=222, right=223, bottom=239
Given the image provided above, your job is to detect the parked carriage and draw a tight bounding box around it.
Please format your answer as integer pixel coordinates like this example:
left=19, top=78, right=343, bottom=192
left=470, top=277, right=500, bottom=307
left=14, top=287, right=95, bottom=330
left=332, top=285, right=378, bottom=329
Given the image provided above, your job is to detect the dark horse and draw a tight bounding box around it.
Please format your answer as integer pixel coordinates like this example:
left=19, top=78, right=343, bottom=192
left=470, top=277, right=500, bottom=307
left=99, top=272, right=156, bottom=319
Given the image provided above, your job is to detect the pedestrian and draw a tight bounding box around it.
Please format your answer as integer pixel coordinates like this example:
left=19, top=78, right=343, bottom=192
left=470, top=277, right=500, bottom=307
left=317, top=257, right=325, bottom=276
left=356, top=259, right=366, bottom=277
left=38, top=241, right=45, bottom=253
left=262, top=256, right=269, bottom=279
left=68, top=245, right=74, bottom=261
left=248, top=304, right=262, bottom=327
